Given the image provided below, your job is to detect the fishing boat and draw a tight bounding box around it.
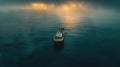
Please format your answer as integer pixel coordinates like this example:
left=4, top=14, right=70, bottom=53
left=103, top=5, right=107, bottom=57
left=53, top=28, right=64, bottom=43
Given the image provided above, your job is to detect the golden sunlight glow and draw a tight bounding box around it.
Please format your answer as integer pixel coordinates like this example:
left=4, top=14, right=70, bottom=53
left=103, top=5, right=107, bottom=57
left=29, top=2, right=91, bottom=27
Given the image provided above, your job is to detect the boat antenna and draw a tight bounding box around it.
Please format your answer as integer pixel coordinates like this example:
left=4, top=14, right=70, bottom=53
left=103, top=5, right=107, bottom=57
left=58, top=24, right=60, bottom=29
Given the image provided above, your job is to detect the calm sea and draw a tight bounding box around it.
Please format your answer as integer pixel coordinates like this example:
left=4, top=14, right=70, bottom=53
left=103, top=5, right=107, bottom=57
left=0, top=2, right=120, bottom=67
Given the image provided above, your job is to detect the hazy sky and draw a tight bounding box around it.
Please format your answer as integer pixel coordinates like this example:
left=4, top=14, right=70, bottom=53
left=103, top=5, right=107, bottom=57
left=0, top=0, right=119, bottom=4
left=0, top=0, right=119, bottom=9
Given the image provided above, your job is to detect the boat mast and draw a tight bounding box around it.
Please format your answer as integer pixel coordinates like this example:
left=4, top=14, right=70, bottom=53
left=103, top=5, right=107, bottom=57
left=58, top=24, right=60, bottom=29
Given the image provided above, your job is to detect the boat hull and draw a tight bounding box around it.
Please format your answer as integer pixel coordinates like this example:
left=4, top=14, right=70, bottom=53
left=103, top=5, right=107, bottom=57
left=53, top=36, right=64, bottom=42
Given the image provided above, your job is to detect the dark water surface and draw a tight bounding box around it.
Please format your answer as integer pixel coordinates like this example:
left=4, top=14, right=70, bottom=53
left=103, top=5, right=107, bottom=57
left=0, top=2, right=120, bottom=67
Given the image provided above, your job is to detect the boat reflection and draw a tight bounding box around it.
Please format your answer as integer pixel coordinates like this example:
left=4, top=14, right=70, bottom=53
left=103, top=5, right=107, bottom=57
left=53, top=41, right=64, bottom=49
